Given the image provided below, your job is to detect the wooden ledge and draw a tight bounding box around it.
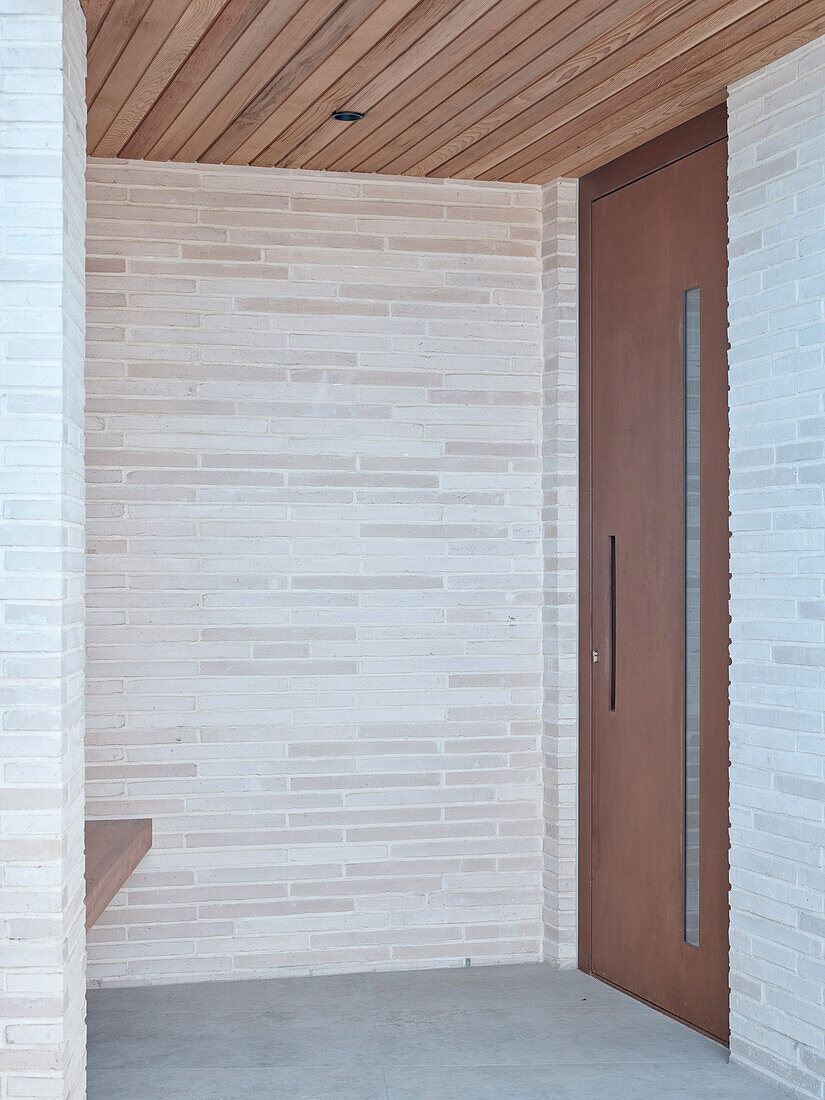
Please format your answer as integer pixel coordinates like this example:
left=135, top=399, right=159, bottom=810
left=85, top=818, right=152, bottom=930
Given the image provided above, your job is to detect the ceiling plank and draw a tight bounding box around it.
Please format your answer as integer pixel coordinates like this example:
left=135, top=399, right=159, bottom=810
left=119, top=0, right=282, bottom=160
left=82, top=0, right=116, bottom=46
left=201, top=0, right=401, bottom=165
left=538, top=91, right=729, bottom=182
left=377, top=0, right=693, bottom=176
left=273, top=0, right=524, bottom=171
left=224, top=0, right=428, bottom=166
left=93, top=0, right=230, bottom=158
left=434, top=0, right=768, bottom=181
left=83, top=0, right=825, bottom=183
left=86, top=0, right=154, bottom=105
left=297, top=0, right=568, bottom=174
left=493, top=0, right=819, bottom=182
left=250, top=0, right=502, bottom=170
left=550, top=3, right=825, bottom=180
left=171, top=0, right=344, bottom=164
left=509, top=0, right=825, bottom=182
left=87, top=0, right=193, bottom=153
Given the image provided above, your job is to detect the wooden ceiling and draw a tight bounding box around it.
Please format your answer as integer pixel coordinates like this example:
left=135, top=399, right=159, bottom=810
left=83, top=0, right=825, bottom=183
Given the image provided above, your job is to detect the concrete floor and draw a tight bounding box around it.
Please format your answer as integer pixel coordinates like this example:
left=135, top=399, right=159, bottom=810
left=87, top=963, right=782, bottom=1099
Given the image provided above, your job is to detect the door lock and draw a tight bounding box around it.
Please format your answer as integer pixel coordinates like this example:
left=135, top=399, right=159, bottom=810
left=592, top=650, right=600, bottom=664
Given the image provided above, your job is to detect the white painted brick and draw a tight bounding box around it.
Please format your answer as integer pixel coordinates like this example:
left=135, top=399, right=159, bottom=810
left=540, top=179, right=579, bottom=969
left=728, top=31, right=825, bottom=1100
left=0, top=2, right=86, bottom=1099
left=84, top=158, right=546, bottom=986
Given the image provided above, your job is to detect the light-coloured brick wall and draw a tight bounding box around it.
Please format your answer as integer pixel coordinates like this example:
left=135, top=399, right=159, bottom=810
left=84, top=158, right=546, bottom=986
left=728, top=33, right=825, bottom=1100
left=540, top=179, right=579, bottom=968
left=0, top=1, right=86, bottom=1097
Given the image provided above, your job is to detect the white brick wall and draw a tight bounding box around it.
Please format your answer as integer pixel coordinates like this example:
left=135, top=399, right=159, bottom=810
left=0, top=1, right=86, bottom=1097
left=728, top=34, right=825, bottom=1100
left=84, top=158, right=546, bottom=986
left=540, top=179, right=579, bottom=968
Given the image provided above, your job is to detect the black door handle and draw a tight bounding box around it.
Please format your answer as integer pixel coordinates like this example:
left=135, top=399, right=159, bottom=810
left=610, top=534, right=616, bottom=712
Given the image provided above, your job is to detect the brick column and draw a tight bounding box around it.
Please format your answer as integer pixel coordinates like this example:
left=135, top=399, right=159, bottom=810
left=0, top=2, right=87, bottom=1096
left=728, top=33, right=825, bottom=1100
left=540, top=179, right=579, bottom=968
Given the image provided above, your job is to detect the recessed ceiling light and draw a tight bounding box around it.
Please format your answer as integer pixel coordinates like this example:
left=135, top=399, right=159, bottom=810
left=331, top=109, right=365, bottom=122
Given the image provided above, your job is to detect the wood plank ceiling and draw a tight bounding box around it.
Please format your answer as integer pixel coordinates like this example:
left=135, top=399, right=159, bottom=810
left=83, top=0, right=825, bottom=183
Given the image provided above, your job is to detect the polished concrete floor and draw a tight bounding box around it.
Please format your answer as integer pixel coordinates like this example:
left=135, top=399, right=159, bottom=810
left=87, top=963, right=782, bottom=1099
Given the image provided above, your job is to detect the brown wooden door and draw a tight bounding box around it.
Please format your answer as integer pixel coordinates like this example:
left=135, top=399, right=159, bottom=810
left=581, top=110, right=729, bottom=1042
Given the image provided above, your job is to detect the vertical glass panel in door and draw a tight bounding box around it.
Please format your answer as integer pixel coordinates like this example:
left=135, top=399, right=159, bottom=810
left=684, top=287, right=701, bottom=948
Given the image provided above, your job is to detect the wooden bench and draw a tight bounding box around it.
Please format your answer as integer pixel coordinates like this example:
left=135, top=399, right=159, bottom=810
left=85, top=819, right=152, bottom=930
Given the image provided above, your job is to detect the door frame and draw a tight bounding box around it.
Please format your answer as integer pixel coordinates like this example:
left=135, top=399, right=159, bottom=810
left=577, top=105, right=729, bottom=974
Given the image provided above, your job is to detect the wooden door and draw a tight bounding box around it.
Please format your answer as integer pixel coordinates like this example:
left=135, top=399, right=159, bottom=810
left=579, top=108, right=730, bottom=1042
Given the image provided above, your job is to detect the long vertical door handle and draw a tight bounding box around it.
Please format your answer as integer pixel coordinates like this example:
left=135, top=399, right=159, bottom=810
left=609, top=535, right=616, bottom=712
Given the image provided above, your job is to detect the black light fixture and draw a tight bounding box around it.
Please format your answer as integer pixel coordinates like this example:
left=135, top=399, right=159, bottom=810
left=331, top=109, right=365, bottom=122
